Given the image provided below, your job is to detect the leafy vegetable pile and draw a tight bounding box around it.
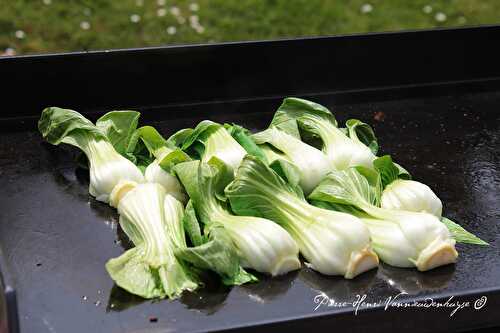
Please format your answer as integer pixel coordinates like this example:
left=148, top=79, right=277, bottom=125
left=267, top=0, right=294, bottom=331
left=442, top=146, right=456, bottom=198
left=38, top=98, right=487, bottom=299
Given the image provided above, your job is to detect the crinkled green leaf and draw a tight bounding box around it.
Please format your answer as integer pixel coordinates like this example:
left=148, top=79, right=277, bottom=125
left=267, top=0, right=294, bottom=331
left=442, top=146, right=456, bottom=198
left=38, top=107, right=106, bottom=150
left=175, top=226, right=257, bottom=286
left=345, top=119, right=379, bottom=155
left=374, top=155, right=411, bottom=188
left=269, top=158, right=305, bottom=200
left=270, top=97, right=336, bottom=139
left=181, top=120, right=220, bottom=152
left=183, top=200, right=205, bottom=247
left=96, top=111, right=140, bottom=156
left=136, top=126, right=171, bottom=158
left=105, top=246, right=165, bottom=299
left=309, top=168, right=379, bottom=208
left=167, top=128, right=194, bottom=148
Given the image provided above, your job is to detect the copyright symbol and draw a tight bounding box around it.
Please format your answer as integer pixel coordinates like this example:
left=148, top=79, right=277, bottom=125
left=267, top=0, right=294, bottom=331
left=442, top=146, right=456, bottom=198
left=474, top=296, right=487, bottom=310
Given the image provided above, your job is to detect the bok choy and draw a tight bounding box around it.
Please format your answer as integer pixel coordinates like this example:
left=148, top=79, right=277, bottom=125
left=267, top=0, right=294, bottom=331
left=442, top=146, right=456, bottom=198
left=106, top=182, right=198, bottom=299
left=38, top=107, right=144, bottom=203
left=309, top=167, right=459, bottom=271
left=252, top=127, right=332, bottom=194
left=136, top=126, right=190, bottom=203
left=225, top=155, right=379, bottom=278
left=374, top=155, right=488, bottom=245
left=269, top=97, right=377, bottom=170
left=174, top=159, right=301, bottom=278
left=181, top=120, right=247, bottom=174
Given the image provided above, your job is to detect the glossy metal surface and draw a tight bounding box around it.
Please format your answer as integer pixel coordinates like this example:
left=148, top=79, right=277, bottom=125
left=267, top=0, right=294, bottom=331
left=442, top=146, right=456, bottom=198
left=0, top=85, right=499, bottom=332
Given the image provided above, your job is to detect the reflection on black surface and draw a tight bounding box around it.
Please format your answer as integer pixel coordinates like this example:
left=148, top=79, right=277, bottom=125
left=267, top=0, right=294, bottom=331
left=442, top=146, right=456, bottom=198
left=106, top=285, right=147, bottom=312
left=179, top=271, right=230, bottom=315
left=106, top=271, right=231, bottom=315
left=240, top=270, right=299, bottom=303
left=377, top=263, right=455, bottom=295
left=45, top=144, right=90, bottom=201
left=299, top=266, right=376, bottom=300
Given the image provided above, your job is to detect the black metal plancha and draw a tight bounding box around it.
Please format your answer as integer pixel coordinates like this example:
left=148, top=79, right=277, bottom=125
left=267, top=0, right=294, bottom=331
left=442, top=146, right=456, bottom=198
left=0, top=26, right=499, bottom=333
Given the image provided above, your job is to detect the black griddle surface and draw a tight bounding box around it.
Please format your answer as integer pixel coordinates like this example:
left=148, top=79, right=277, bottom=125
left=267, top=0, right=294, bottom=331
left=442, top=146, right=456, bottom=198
left=0, top=88, right=499, bottom=333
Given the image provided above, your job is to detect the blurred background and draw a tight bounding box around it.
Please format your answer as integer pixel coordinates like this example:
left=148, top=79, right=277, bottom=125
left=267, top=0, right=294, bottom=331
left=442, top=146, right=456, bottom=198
left=1, top=0, right=500, bottom=56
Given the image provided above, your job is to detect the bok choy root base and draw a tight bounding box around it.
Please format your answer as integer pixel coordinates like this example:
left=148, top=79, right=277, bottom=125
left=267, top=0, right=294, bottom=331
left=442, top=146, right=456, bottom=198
left=38, top=98, right=487, bottom=300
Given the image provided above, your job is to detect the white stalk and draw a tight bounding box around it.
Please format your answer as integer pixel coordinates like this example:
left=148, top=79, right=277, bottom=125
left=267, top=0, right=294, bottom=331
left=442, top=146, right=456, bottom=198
left=84, top=139, right=144, bottom=203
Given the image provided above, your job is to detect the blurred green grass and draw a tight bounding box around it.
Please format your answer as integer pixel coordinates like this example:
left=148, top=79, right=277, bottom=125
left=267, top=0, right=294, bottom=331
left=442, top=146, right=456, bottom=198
left=1, top=0, right=500, bottom=55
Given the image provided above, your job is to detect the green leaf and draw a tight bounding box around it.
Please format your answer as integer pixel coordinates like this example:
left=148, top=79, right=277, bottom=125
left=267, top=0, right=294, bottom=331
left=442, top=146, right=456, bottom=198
left=345, top=119, right=379, bottom=155
left=373, top=155, right=411, bottom=188
left=308, top=168, right=379, bottom=208
left=167, top=128, right=194, bottom=148
left=175, top=226, right=257, bottom=286
left=96, top=111, right=140, bottom=156
left=158, top=149, right=192, bottom=171
left=441, top=217, right=489, bottom=245
left=225, top=123, right=268, bottom=163
left=183, top=200, right=205, bottom=247
left=136, top=125, right=192, bottom=173
left=181, top=120, right=220, bottom=152
left=373, top=155, right=400, bottom=188
left=271, top=97, right=336, bottom=139
left=269, top=158, right=305, bottom=200
left=38, top=107, right=106, bottom=150
left=136, top=126, right=171, bottom=158
left=225, top=155, right=304, bottom=222
left=105, top=246, right=165, bottom=299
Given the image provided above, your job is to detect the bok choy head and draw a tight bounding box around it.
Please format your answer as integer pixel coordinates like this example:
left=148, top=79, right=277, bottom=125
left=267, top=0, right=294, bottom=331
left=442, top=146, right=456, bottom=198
left=225, top=155, right=379, bottom=278
left=309, top=166, right=459, bottom=271
left=181, top=120, right=247, bottom=174
left=106, top=182, right=198, bottom=299
left=252, top=127, right=332, bottom=194
left=135, top=126, right=190, bottom=203
left=174, top=159, right=300, bottom=278
left=38, top=107, right=144, bottom=203
left=373, top=155, right=441, bottom=217
left=373, top=155, right=488, bottom=246
left=270, top=97, right=378, bottom=170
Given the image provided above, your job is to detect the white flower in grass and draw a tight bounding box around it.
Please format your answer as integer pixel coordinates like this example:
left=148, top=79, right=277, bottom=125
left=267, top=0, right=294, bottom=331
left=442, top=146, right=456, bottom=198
left=15, top=30, right=25, bottom=39
left=189, top=3, right=199, bottom=11
left=167, top=26, right=177, bottom=35
left=189, top=15, right=199, bottom=24
left=157, top=8, right=167, bottom=17
left=435, top=12, right=447, bottom=22
left=130, top=14, right=141, bottom=23
left=423, top=5, right=433, bottom=14
left=360, top=4, right=373, bottom=14
left=170, top=6, right=180, bottom=16
left=80, top=21, right=91, bottom=30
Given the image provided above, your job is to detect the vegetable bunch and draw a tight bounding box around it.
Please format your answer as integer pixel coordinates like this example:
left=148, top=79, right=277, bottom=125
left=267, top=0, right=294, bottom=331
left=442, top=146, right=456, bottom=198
left=38, top=98, right=487, bottom=300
